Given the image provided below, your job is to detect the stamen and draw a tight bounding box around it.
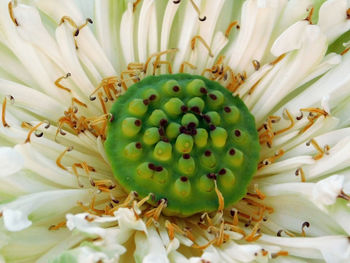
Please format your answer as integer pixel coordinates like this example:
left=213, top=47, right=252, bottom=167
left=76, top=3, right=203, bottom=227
left=295, top=167, right=306, bottom=182
left=8, top=1, right=18, bottom=26
left=89, top=76, right=120, bottom=100
left=274, top=109, right=294, bottom=136
left=252, top=59, right=260, bottom=71
left=338, top=190, right=350, bottom=201
left=214, top=180, right=224, bottom=211
left=56, top=146, right=73, bottom=170
left=25, top=121, right=49, bottom=143
left=224, top=21, right=238, bottom=38
left=55, top=73, right=72, bottom=93
left=152, top=60, right=173, bottom=75
left=271, top=251, right=289, bottom=258
left=258, top=149, right=284, bottom=169
left=137, top=193, right=152, bottom=208
left=191, top=36, right=214, bottom=57
left=244, top=222, right=262, bottom=242
left=48, top=221, right=66, bottom=231
left=98, top=92, right=108, bottom=115
left=270, top=54, right=286, bottom=65
left=145, top=198, right=167, bottom=227
left=133, top=0, right=142, bottom=12
left=301, top=221, right=310, bottom=237
left=306, top=138, right=328, bottom=160
left=347, top=8, right=350, bottom=19
left=304, top=7, right=314, bottom=24
left=1, top=97, right=10, bottom=128
left=179, top=61, right=197, bottom=73
left=189, top=0, right=206, bottom=21
left=144, top=49, right=178, bottom=73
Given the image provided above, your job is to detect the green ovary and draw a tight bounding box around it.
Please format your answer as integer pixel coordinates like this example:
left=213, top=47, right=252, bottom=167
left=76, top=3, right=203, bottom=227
left=105, top=74, right=260, bottom=216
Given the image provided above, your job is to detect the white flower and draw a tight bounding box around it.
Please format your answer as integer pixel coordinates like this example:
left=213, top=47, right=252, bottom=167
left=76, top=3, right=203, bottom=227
left=0, top=0, right=350, bottom=262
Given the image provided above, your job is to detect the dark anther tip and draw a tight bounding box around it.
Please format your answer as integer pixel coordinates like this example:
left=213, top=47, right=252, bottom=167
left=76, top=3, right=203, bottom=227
left=199, top=16, right=207, bottom=22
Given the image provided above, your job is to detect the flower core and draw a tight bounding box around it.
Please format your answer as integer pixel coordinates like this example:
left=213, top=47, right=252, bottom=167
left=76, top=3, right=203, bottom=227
left=105, top=74, right=260, bottom=216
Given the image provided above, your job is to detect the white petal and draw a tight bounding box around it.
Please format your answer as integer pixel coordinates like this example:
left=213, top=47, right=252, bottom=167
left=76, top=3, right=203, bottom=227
left=0, top=147, right=23, bottom=177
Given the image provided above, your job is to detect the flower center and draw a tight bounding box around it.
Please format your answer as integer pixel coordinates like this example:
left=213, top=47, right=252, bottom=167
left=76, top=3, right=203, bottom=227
left=105, top=74, right=260, bottom=216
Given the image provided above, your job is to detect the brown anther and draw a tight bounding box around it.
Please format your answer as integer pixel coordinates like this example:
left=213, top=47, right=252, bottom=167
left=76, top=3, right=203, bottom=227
left=8, top=1, right=18, bottom=26
left=191, top=35, right=214, bottom=57
left=56, top=146, right=73, bottom=170
left=189, top=0, right=206, bottom=21
left=252, top=59, right=260, bottom=71
left=225, top=21, right=238, bottom=38
left=295, top=167, right=306, bottom=182
left=347, top=8, right=350, bottom=19
left=258, top=149, right=284, bottom=169
left=173, top=0, right=181, bottom=4
left=2, top=97, right=10, bottom=128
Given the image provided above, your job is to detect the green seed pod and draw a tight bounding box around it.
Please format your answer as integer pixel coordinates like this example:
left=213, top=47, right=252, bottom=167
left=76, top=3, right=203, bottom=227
left=194, top=128, right=208, bottom=148
left=178, top=154, right=195, bottom=176
left=162, top=79, right=182, bottom=96
left=223, top=106, right=240, bottom=124
left=210, top=127, right=228, bottom=148
left=105, top=74, right=260, bottom=216
left=143, top=127, right=160, bottom=145
left=122, top=117, right=142, bottom=137
left=175, top=134, right=194, bottom=153
left=148, top=109, right=167, bottom=126
left=174, top=177, right=191, bottom=197
left=154, top=141, right=172, bottom=161
left=124, top=142, right=143, bottom=160
left=166, top=122, right=181, bottom=139
left=164, top=98, right=184, bottom=116
left=128, top=98, right=148, bottom=116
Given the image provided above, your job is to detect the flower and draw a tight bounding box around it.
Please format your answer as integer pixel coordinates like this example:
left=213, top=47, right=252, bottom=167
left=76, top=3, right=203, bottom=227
left=0, top=0, right=350, bottom=262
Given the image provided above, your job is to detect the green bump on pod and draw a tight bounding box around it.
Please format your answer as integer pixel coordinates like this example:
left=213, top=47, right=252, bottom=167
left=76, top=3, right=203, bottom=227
left=124, top=142, right=142, bottom=160
left=206, top=111, right=221, bottom=126
left=122, top=117, right=142, bottom=137
left=136, top=162, right=153, bottom=179
left=162, top=79, right=182, bottom=96
left=194, top=128, right=208, bottom=148
left=186, top=79, right=206, bottom=96
left=143, top=88, right=160, bottom=102
left=106, top=74, right=261, bottom=216
left=225, top=148, right=244, bottom=167
left=218, top=168, right=235, bottom=188
left=200, top=150, right=217, bottom=169
left=223, top=106, right=240, bottom=124
left=166, top=122, right=181, bottom=139
left=174, top=177, right=191, bottom=197
left=143, top=127, right=160, bottom=145
left=175, top=134, right=193, bottom=153
left=178, top=154, right=195, bottom=175
left=181, top=113, right=199, bottom=127
left=154, top=141, right=172, bottom=161
left=210, top=127, right=228, bottom=148
left=154, top=167, right=169, bottom=184
left=128, top=98, right=148, bottom=116
left=207, top=90, right=224, bottom=109
left=198, top=174, right=215, bottom=192
left=232, top=129, right=249, bottom=145
left=164, top=98, right=184, bottom=116
left=187, top=97, right=205, bottom=112
left=148, top=109, right=167, bottom=126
